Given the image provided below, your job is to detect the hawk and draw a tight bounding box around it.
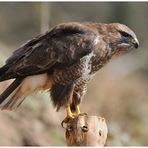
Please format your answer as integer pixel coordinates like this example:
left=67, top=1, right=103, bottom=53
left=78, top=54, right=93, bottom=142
left=0, top=22, right=139, bottom=124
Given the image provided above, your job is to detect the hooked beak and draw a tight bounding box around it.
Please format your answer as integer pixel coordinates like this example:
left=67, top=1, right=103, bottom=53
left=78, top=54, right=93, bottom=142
left=132, top=37, right=139, bottom=49
left=117, top=37, right=139, bottom=49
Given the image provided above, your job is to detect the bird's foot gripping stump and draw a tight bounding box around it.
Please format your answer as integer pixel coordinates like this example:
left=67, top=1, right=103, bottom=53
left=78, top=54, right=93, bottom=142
left=63, top=114, right=108, bottom=146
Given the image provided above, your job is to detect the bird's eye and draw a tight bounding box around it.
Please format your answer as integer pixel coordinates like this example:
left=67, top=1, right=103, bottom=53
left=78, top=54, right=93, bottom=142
left=119, top=31, right=131, bottom=38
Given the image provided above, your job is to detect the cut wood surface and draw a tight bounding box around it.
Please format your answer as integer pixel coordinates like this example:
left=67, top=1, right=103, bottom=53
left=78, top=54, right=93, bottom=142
left=65, top=114, right=108, bottom=146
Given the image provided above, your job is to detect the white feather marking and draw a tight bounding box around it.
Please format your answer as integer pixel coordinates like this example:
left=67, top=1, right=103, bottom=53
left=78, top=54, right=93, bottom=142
left=20, top=73, right=52, bottom=96
left=32, top=42, right=42, bottom=49
left=81, top=52, right=94, bottom=80
left=93, top=36, right=99, bottom=45
left=13, top=97, right=25, bottom=109
left=0, top=73, right=52, bottom=109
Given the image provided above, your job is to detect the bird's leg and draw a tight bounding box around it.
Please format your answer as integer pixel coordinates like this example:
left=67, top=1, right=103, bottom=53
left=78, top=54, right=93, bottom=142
left=61, top=103, right=76, bottom=127
left=61, top=85, right=76, bottom=126
left=72, top=105, right=87, bottom=117
left=72, top=105, right=80, bottom=116
left=66, top=102, right=75, bottom=119
left=61, top=85, right=84, bottom=127
left=61, top=104, right=82, bottom=127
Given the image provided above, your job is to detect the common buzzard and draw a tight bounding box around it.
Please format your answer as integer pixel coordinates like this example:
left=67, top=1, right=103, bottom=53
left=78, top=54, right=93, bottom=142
left=0, top=22, right=139, bottom=124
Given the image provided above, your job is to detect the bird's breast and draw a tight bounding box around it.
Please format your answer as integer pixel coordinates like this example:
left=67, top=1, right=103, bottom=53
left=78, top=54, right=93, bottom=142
left=52, top=55, right=92, bottom=85
left=91, top=56, right=110, bottom=74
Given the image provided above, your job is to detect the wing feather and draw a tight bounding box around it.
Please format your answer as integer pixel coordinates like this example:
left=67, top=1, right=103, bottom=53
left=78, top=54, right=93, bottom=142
left=0, top=22, right=98, bottom=81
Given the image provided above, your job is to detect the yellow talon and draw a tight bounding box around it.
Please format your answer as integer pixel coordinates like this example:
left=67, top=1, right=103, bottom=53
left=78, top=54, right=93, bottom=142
left=61, top=85, right=81, bottom=127
left=73, top=105, right=80, bottom=116
left=66, top=103, right=75, bottom=118
left=61, top=103, right=81, bottom=127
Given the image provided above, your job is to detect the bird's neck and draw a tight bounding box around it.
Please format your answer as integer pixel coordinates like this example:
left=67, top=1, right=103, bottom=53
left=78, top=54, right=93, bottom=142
left=91, top=49, right=114, bottom=74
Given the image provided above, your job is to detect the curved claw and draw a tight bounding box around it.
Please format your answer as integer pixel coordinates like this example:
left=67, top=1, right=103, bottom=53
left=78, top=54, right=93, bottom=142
left=61, top=116, right=75, bottom=128
left=61, top=120, right=65, bottom=128
left=61, top=113, right=88, bottom=128
left=61, top=103, right=82, bottom=128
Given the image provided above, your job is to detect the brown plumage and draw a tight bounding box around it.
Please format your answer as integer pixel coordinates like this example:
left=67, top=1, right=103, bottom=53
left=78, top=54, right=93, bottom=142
left=0, top=22, right=139, bottom=113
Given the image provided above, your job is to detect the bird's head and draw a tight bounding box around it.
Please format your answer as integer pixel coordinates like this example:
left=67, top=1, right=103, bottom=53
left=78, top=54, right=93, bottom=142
left=106, top=23, right=139, bottom=55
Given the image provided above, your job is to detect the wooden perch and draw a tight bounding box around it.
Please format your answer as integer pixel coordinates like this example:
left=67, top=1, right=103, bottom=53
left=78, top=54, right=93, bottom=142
left=64, top=114, right=108, bottom=146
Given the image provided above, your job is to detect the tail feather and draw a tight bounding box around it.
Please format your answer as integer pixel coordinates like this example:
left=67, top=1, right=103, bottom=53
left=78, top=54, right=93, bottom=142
left=0, top=73, right=51, bottom=110
left=1, top=96, right=25, bottom=110
left=0, top=78, right=24, bottom=110
left=0, top=65, right=10, bottom=82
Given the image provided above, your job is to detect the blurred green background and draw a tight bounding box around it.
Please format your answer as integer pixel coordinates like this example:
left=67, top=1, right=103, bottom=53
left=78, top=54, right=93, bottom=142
left=0, top=2, right=148, bottom=146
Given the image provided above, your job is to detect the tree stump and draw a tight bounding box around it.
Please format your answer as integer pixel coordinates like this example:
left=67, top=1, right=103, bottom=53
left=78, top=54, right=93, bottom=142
left=65, top=114, right=108, bottom=146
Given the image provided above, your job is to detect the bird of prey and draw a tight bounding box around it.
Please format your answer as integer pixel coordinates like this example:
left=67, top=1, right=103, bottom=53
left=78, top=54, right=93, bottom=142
left=0, top=22, right=139, bottom=124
